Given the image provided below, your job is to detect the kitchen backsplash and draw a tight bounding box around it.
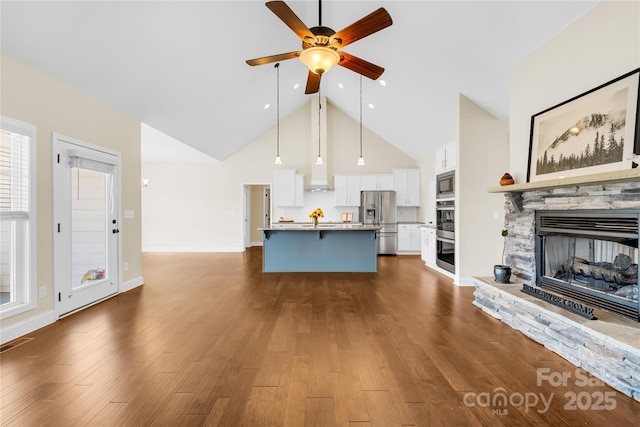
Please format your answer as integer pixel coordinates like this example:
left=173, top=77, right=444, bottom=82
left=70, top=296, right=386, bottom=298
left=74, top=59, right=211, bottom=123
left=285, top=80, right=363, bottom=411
left=397, top=207, right=418, bottom=222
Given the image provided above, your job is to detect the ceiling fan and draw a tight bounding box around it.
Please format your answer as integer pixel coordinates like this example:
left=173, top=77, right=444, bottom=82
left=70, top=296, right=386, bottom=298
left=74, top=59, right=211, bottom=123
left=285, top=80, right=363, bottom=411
left=246, top=1, right=392, bottom=94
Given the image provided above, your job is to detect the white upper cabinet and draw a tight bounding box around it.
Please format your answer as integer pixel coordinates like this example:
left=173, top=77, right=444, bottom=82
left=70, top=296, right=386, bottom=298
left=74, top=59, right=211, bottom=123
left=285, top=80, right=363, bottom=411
left=360, top=174, right=394, bottom=191
left=435, top=143, right=456, bottom=174
left=334, top=175, right=362, bottom=206
left=393, top=169, right=421, bottom=207
left=274, top=169, right=304, bottom=207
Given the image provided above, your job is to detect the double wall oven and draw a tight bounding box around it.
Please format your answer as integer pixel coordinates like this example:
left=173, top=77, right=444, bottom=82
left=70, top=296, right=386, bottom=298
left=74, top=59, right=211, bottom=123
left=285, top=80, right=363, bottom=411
left=435, top=171, right=455, bottom=273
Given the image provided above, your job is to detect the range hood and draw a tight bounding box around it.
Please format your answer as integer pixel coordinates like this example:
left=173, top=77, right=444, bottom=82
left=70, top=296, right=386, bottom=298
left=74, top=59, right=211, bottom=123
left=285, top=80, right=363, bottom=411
left=306, top=95, right=332, bottom=191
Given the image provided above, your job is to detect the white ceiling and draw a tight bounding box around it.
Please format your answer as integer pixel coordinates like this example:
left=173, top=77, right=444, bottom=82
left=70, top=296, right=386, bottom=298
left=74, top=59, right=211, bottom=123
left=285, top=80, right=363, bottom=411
left=1, top=0, right=598, bottom=162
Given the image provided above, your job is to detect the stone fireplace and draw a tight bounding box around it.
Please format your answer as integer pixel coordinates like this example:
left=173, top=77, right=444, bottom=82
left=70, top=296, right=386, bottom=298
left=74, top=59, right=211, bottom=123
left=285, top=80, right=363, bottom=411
left=474, top=172, right=640, bottom=400
left=503, top=179, right=640, bottom=307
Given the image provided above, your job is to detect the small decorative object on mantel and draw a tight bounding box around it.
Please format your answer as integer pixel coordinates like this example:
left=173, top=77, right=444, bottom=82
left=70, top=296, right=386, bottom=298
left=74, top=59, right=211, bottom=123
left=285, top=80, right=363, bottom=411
left=309, top=208, right=324, bottom=228
left=494, top=229, right=512, bottom=283
left=499, top=173, right=515, bottom=186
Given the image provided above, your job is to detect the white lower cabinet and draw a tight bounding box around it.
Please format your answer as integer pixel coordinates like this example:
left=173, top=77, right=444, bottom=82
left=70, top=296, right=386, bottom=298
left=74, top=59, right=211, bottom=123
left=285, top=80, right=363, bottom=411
left=398, top=224, right=421, bottom=253
left=421, top=226, right=437, bottom=267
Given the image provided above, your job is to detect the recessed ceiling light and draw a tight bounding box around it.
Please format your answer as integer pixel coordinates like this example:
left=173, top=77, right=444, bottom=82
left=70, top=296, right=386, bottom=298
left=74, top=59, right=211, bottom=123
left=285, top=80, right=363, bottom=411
left=264, top=104, right=270, bottom=110
left=368, top=104, right=375, bottom=109
left=293, top=83, right=300, bottom=90
left=338, top=83, right=344, bottom=89
left=379, top=80, right=387, bottom=86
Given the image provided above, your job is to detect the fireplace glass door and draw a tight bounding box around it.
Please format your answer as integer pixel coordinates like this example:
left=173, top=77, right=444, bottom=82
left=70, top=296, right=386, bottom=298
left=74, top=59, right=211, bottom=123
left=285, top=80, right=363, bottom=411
left=537, top=209, right=639, bottom=321
left=542, top=235, right=638, bottom=304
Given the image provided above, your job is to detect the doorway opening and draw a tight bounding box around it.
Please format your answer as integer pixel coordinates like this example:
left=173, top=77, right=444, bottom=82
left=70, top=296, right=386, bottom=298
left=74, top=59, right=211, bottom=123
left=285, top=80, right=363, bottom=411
left=243, top=184, right=271, bottom=249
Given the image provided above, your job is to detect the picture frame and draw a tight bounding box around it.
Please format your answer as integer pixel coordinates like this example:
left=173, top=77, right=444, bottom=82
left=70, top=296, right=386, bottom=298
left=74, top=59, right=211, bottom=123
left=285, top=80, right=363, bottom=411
left=527, top=68, right=640, bottom=182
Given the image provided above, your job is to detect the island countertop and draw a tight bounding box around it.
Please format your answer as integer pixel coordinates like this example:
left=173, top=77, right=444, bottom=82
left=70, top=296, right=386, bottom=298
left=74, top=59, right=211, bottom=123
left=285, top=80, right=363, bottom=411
left=260, top=224, right=379, bottom=231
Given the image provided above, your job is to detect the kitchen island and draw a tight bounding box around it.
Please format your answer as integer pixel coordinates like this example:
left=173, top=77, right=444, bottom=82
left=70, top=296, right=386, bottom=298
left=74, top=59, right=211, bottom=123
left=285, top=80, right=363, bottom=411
left=260, top=225, right=378, bottom=272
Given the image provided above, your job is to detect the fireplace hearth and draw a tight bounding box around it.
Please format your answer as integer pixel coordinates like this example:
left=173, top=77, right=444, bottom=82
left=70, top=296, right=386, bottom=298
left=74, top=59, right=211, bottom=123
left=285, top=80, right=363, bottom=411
left=536, top=209, right=639, bottom=321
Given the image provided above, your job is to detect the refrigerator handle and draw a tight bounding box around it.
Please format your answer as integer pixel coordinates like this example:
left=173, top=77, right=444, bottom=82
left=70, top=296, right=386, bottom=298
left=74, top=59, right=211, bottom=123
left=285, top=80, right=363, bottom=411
left=379, top=193, right=383, bottom=224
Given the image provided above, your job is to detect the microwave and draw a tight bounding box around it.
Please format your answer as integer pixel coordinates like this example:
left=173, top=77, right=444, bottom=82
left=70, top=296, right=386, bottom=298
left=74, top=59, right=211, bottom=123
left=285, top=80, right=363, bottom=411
left=436, top=170, right=455, bottom=199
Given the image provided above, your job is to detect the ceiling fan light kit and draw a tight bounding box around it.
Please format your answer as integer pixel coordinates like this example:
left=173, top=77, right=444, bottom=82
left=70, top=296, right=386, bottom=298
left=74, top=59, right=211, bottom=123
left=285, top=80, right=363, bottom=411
left=246, top=0, right=392, bottom=94
left=299, top=47, right=340, bottom=75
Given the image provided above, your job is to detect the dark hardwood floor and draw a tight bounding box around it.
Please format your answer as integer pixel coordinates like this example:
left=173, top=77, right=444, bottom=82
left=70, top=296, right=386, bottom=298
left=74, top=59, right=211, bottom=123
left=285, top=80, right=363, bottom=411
left=1, top=248, right=638, bottom=426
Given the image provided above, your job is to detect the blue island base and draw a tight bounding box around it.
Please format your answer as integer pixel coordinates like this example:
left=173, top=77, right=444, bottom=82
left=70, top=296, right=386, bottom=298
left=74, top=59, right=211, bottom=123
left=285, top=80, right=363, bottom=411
left=262, top=229, right=377, bottom=272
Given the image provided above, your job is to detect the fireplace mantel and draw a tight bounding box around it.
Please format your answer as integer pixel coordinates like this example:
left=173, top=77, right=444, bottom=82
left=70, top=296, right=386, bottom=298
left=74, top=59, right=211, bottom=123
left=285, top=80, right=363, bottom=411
left=487, top=169, right=640, bottom=213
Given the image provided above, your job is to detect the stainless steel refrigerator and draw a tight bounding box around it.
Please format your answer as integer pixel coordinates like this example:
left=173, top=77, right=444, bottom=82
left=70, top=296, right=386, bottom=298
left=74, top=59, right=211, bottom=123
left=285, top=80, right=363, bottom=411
left=360, top=191, right=397, bottom=255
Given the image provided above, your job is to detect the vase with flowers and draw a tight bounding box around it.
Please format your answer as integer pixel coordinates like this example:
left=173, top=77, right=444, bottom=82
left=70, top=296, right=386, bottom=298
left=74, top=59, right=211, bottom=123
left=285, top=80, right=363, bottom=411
left=309, top=208, right=324, bottom=228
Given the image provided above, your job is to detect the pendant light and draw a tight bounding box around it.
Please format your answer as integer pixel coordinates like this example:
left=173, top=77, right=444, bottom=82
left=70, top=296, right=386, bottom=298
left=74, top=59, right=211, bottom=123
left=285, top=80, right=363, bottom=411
left=357, top=76, right=365, bottom=166
left=274, top=63, right=282, bottom=165
left=315, top=87, right=323, bottom=165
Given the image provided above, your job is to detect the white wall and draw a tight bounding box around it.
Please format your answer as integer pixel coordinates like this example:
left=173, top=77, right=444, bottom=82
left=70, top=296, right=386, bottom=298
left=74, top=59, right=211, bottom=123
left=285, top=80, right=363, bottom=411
left=509, top=0, right=640, bottom=182
left=456, top=95, right=509, bottom=284
left=142, top=99, right=417, bottom=251
left=0, top=52, right=142, bottom=331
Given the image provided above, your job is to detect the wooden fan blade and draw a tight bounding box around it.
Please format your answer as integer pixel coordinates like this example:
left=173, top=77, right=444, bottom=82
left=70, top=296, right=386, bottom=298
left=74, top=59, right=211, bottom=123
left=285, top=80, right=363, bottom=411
left=246, top=51, right=300, bottom=66
left=331, top=8, right=392, bottom=48
left=266, top=1, right=315, bottom=42
left=305, top=70, right=321, bottom=94
left=338, top=52, right=385, bottom=80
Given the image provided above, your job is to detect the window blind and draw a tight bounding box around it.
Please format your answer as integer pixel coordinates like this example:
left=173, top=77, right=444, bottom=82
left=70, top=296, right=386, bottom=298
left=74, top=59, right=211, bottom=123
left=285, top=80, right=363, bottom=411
left=0, top=128, right=30, bottom=220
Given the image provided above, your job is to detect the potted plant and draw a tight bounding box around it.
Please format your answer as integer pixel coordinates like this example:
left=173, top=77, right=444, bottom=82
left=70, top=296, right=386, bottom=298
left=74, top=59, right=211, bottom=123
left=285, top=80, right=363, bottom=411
left=494, top=229, right=512, bottom=283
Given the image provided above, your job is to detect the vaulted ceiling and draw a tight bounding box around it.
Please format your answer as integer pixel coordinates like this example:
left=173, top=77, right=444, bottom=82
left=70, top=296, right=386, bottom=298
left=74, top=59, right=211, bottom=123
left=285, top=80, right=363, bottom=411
left=1, top=1, right=598, bottom=161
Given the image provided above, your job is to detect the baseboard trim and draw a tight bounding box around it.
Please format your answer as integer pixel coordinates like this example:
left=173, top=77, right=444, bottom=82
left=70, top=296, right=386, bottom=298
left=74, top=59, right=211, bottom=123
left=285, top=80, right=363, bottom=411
left=142, top=246, right=244, bottom=253
left=455, top=276, right=477, bottom=287
left=250, top=241, right=263, bottom=247
left=0, top=310, right=57, bottom=345
left=121, top=276, right=144, bottom=292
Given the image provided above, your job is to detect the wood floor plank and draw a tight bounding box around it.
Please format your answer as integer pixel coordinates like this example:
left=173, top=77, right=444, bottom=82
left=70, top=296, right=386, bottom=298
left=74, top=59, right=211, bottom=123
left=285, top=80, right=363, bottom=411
left=0, top=250, right=637, bottom=426
left=283, top=355, right=309, bottom=427
left=202, top=397, right=230, bottom=426
left=336, top=351, right=371, bottom=423
left=305, top=397, right=337, bottom=427
left=363, top=390, right=414, bottom=427
left=240, top=386, right=285, bottom=426
left=80, top=401, right=129, bottom=426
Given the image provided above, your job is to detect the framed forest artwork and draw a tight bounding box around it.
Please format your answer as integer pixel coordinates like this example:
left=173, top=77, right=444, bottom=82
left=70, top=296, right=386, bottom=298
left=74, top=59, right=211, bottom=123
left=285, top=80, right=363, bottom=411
left=527, top=68, right=640, bottom=182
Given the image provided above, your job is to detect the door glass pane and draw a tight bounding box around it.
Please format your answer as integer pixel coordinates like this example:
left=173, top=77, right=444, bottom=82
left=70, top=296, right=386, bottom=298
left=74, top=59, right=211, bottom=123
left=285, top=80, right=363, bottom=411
left=71, top=167, right=109, bottom=289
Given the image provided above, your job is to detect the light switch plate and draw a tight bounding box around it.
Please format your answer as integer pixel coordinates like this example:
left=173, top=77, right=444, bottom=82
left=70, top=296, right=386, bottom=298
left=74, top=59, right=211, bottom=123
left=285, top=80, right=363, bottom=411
left=124, top=210, right=135, bottom=219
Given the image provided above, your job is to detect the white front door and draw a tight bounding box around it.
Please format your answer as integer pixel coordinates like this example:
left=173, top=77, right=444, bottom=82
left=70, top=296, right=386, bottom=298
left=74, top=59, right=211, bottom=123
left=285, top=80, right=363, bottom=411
left=53, top=134, right=119, bottom=316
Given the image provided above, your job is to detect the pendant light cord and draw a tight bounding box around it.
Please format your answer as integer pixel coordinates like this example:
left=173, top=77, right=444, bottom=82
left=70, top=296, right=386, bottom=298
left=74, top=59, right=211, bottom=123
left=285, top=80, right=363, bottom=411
left=359, top=76, right=363, bottom=158
left=318, top=87, right=321, bottom=158
left=276, top=63, right=280, bottom=157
